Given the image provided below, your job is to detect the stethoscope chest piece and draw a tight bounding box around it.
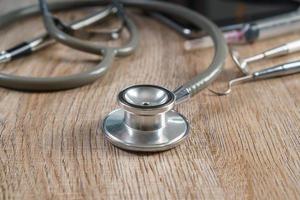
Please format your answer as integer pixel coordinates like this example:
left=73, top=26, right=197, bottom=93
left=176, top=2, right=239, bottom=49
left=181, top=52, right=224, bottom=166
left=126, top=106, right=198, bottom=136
left=103, top=85, right=189, bottom=152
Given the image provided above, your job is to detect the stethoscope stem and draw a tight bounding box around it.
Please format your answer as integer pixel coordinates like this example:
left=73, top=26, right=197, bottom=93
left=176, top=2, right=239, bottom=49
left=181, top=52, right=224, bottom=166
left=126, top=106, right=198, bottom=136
left=173, top=86, right=191, bottom=104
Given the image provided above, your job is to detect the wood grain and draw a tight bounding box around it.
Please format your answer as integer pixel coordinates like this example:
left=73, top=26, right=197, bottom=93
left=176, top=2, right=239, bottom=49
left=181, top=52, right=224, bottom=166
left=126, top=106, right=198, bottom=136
left=0, top=0, right=299, bottom=199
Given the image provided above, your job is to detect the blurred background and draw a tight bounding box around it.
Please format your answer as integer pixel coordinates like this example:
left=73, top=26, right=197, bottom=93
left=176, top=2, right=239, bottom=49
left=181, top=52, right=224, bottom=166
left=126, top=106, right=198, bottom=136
left=166, top=0, right=299, bottom=25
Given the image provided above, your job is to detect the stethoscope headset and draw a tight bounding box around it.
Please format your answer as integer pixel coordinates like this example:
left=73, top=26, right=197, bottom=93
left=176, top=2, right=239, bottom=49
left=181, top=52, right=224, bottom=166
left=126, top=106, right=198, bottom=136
left=0, top=0, right=228, bottom=152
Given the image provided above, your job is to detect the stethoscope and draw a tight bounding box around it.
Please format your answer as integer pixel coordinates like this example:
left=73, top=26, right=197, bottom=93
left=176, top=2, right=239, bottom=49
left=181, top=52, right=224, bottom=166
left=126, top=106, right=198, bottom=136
left=0, top=0, right=228, bottom=152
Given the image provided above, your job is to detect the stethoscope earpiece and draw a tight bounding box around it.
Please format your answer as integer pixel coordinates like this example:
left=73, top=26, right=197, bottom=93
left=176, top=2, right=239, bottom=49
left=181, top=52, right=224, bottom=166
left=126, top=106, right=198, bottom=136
left=102, top=85, right=189, bottom=152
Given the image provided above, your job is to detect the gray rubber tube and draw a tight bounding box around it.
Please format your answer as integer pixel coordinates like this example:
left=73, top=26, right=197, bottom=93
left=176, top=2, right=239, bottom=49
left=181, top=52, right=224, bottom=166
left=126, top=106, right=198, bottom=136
left=0, top=2, right=139, bottom=91
left=0, top=0, right=228, bottom=94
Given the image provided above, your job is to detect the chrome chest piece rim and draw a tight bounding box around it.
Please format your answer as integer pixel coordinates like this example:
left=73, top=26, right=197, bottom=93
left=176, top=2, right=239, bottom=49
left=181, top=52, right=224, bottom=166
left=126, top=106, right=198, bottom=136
left=102, top=85, right=189, bottom=152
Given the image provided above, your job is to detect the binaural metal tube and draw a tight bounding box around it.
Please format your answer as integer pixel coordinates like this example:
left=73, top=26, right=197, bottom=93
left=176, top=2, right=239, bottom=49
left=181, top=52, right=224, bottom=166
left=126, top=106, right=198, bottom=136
left=0, top=6, right=120, bottom=64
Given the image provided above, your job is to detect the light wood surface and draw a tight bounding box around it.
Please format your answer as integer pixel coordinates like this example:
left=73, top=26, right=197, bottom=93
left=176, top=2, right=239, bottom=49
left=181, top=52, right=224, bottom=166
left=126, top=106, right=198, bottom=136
left=0, top=0, right=299, bottom=199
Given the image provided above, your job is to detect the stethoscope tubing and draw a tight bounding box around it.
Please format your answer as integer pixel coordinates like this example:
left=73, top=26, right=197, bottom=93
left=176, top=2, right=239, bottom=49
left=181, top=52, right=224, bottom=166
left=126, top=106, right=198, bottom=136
left=0, top=0, right=228, bottom=99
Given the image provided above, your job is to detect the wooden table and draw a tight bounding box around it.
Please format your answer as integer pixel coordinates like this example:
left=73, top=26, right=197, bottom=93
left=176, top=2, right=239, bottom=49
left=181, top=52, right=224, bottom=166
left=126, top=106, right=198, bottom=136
left=0, top=1, right=299, bottom=199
